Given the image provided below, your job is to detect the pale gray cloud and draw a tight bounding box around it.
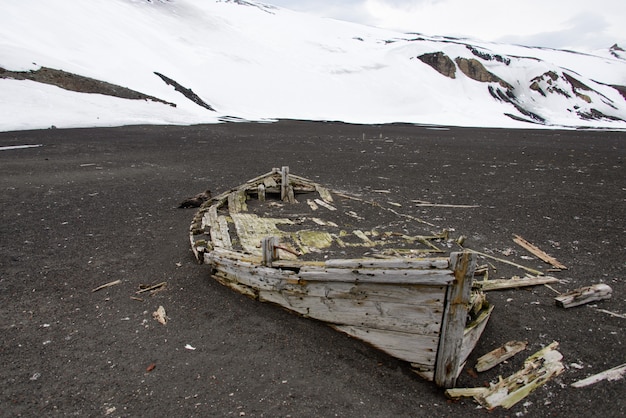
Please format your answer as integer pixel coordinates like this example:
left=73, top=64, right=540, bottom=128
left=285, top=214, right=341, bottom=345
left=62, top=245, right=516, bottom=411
left=266, top=0, right=626, bottom=52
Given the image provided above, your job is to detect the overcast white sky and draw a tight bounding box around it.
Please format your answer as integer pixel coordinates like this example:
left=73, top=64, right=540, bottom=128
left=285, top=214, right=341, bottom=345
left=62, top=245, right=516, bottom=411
left=268, top=0, right=626, bottom=52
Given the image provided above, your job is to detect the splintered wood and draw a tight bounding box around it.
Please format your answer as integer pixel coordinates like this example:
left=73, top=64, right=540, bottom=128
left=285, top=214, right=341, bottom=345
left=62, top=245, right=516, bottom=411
left=555, top=283, right=612, bottom=308
left=447, top=342, right=564, bottom=410
left=513, top=234, right=567, bottom=270
left=475, top=340, right=528, bottom=372
left=571, top=363, right=626, bottom=388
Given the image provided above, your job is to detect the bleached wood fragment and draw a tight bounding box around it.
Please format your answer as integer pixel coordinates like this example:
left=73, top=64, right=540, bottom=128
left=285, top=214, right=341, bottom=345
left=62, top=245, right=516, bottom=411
left=466, top=249, right=544, bottom=276
left=571, top=363, right=626, bottom=388
left=91, top=279, right=122, bottom=293
left=257, top=184, right=265, bottom=201
left=475, top=341, right=528, bottom=372
left=306, top=199, right=319, bottom=210
left=314, top=198, right=337, bottom=211
left=555, top=283, right=612, bottom=308
left=477, top=342, right=564, bottom=409
left=315, top=185, right=333, bottom=202
left=411, top=200, right=480, bottom=208
left=445, top=387, right=489, bottom=399
left=136, top=281, right=167, bottom=294
left=476, top=275, right=559, bottom=291
left=513, top=234, right=567, bottom=270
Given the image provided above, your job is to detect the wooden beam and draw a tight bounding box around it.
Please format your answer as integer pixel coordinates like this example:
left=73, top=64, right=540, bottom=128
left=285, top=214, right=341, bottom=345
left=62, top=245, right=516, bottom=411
left=475, top=340, right=528, bottom=372
left=434, top=252, right=476, bottom=388
left=475, top=275, right=560, bottom=291
left=555, top=283, right=612, bottom=308
left=571, top=363, right=626, bottom=388
left=513, top=234, right=567, bottom=270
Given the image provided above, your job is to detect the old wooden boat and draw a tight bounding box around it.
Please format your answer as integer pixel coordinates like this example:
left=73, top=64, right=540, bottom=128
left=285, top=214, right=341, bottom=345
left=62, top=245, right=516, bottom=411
left=189, top=167, right=493, bottom=388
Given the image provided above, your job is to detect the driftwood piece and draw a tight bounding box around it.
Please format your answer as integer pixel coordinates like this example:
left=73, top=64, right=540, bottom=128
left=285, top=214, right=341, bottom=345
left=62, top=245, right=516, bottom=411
left=91, top=279, right=122, bottom=293
left=555, top=283, right=612, bottom=308
left=466, top=249, right=544, bottom=276
left=475, top=275, right=560, bottom=291
left=475, top=340, right=528, bottom=372
left=447, top=342, right=564, bottom=409
left=136, top=282, right=167, bottom=294
left=571, top=363, right=626, bottom=388
left=411, top=200, right=480, bottom=208
left=513, top=234, right=567, bottom=270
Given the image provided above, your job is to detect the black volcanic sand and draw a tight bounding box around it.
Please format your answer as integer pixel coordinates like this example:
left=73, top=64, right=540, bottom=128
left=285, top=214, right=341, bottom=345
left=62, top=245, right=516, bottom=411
left=1, top=121, right=624, bottom=417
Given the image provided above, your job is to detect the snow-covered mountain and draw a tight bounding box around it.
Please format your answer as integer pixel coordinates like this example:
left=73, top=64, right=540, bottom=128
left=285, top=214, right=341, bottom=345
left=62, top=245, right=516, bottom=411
left=1, top=0, right=626, bottom=131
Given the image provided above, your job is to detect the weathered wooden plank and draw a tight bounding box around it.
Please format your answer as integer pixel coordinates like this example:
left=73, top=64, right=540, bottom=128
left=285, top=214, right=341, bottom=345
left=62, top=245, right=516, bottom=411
left=217, top=215, right=233, bottom=249
left=476, top=275, right=559, bottom=291
left=314, top=198, right=337, bottom=211
left=298, top=266, right=455, bottom=285
left=315, top=185, right=333, bottom=202
left=435, top=252, right=476, bottom=388
left=324, top=258, right=450, bottom=269
left=206, top=206, right=233, bottom=250
left=208, top=253, right=295, bottom=292
left=332, top=324, right=439, bottom=368
left=261, top=236, right=279, bottom=266
left=257, top=184, right=266, bottom=201
left=555, top=283, right=612, bottom=308
left=475, top=340, right=528, bottom=372
left=458, top=305, right=495, bottom=374
left=228, top=188, right=248, bottom=213
left=259, top=289, right=444, bottom=334
left=353, top=230, right=373, bottom=245
left=571, top=363, right=626, bottom=388
left=513, top=234, right=567, bottom=270
left=277, top=281, right=447, bottom=305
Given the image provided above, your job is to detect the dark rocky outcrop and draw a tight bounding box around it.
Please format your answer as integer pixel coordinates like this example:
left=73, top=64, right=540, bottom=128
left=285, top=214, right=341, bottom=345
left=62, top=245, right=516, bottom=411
left=465, top=45, right=511, bottom=65
left=417, top=52, right=456, bottom=78
left=454, top=58, right=513, bottom=89
left=0, top=66, right=175, bottom=106
left=154, top=72, right=215, bottom=111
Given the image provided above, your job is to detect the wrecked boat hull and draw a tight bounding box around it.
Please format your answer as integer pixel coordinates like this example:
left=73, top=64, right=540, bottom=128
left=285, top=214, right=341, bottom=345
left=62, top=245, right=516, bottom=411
left=190, top=167, right=492, bottom=388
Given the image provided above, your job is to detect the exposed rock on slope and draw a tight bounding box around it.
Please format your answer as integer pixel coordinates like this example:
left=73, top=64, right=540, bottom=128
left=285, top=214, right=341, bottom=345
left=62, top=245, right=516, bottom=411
left=455, top=58, right=512, bottom=89
left=153, top=72, right=216, bottom=111
left=0, top=66, right=175, bottom=106
left=417, top=52, right=456, bottom=78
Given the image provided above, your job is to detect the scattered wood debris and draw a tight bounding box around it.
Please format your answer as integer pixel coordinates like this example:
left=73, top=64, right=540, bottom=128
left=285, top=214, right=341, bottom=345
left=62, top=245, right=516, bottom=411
left=136, top=281, right=167, bottom=294
left=571, top=363, right=626, bottom=388
left=475, top=275, right=560, bottom=291
left=446, top=341, right=564, bottom=410
left=475, top=340, right=528, bottom=372
left=152, top=305, right=167, bottom=325
left=411, top=200, right=480, bottom=208
left=91, top=279, right=122, bottom=293
left=465, top=249, right=544, bottom=276
left=513, top=234, right=567, bottom=270
left=594, top=308, right=626, bottom=319
left=555, top=283, right=612, bottom=308
left=146, top=363, right=156, bottom=372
